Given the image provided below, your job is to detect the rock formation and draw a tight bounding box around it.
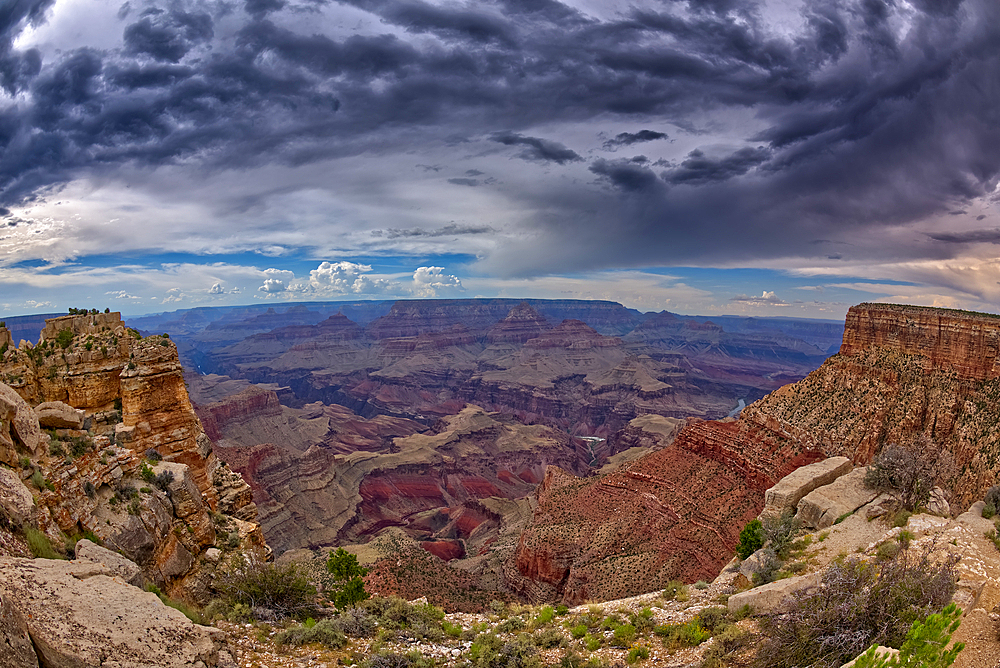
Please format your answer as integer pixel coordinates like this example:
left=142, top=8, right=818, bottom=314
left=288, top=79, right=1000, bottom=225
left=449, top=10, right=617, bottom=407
left=0, top=313, right=262, bottom=601
left=205, top=399, right=588, bottom=556
left=0, top=556, right=237, bottom=667
left=508, top=303, right=1000, bottom=603
left=752, top=302, right=1000, bottom=504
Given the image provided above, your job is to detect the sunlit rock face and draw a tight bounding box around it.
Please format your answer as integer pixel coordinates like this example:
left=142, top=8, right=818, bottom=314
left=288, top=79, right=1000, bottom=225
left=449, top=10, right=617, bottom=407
left=0, top=313, right=262, bottom=601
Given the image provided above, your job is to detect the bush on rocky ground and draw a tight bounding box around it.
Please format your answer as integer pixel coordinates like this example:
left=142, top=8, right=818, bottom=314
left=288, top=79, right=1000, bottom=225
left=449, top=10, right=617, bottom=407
left=215, top=549, right=317, bottom=619
left=754, top=545, right=958, bottom=668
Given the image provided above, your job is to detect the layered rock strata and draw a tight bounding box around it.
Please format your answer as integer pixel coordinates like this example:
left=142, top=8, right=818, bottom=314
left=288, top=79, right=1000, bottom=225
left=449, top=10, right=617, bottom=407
left=509, top=302, right=1000, bottom=602
left=0, top=313, right=262, bottom=600
left=206, top=400, right=588, bottom=556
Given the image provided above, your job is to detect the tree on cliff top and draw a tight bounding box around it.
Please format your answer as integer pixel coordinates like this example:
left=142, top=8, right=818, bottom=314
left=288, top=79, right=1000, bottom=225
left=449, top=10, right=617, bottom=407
left=327, top=547, right=369, bottom=609
left=864, top=437, right=955, bottom=511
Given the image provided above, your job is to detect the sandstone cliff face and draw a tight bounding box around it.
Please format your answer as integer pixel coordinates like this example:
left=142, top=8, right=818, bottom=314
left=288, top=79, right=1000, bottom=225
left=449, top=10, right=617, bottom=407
left=0, top=313, right=262, bottom=601
left=509, top=302, right=1000, bottom=604
left=751, top=304, right=1000, bottom=505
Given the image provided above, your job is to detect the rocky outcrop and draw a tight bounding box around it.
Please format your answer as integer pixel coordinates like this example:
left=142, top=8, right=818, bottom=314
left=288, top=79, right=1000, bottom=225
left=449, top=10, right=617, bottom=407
left=762, top=457, right=852, bottom=518
left=486, top=303, right=550, bottom=344
left=0, top=383, right=41, bottom=458
left=0, top=467, right=36, bottom=527
left=74, top=538, right=144, bottom=587
left=839, top=303, right=1000, bottom=381
left=0, top=313, right=262, bottom=601
left=752, top=303, right=1000, bottom=505
left=210, top=403, right=586, bottom=556
left=796, top=468, right=878, bottom=529
left=0, top=587, right=37, bottom=668
left=727, top=572, right=821, bottom=614
left=0, top=556, right=236, bottom=668
left=35, top=401, right=84, bottom=429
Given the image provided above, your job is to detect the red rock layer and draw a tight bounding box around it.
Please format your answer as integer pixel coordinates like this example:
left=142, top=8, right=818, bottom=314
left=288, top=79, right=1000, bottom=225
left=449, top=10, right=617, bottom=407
left=509, top=415, right=824, bottom=604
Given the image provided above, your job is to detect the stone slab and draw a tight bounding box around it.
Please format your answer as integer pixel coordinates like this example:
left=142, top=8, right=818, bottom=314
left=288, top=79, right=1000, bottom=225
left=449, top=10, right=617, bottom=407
left=763, top=457, right=853, bottom=517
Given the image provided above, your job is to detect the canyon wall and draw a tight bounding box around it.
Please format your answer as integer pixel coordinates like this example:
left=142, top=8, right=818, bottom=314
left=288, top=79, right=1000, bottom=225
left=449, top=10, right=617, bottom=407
left=0, top=314, right=262, bottom=601
left=509, top=303, right=1000, bottom=602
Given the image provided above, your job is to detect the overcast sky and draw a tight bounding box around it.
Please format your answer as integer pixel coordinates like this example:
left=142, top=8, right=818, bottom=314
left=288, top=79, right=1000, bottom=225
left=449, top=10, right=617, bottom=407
left=2, top=0, right=1000, bottom=319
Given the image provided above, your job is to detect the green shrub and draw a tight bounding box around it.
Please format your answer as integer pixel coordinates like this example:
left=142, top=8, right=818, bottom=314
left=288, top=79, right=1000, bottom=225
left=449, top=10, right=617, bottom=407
left=496, top=615, right=525, bottom=633
left=329, top=606, right=377, bottom=637
left=983, top=504, right=996, bottom=519
left=850, top=603, right=964, bottom=668
left=326, top=547, right=370, bottom=608
left=275, top=619, right=348, bottom=648
left=468, top=632, right=541, bottom=668
left=30, top=470, right=46, bottom=490
left=24, top=527, right=61, bottom=559
left=361, top=596, right=445, bottom=641
left=662, top=580, right=688, bottom=601
left=48, top=441, right=64, bottom=457
left=533, top=605, right=555, bottom=627
left=569, top=623, right=587, bottom=639
left=555, top=604, right=569, bottom=615
left=612, top=623, right=636, bottom=647
left=626, top=645, right=650, bottom=664
left=696, top=607, right=731, bottom=634
left=736, top=519, right=764, bottom=559
left=584, top=633, right=601, bottom=651
left=216, top=549, right=317, bottom=619
left=694, top=580, right=709, bottom=590
left=533, top=627, right=565, bottom=649
left=700, top=626, right=749, bottom=668
left=655, top=620, right=710, bottom=649
left=763, top=512, right=801, bottom=559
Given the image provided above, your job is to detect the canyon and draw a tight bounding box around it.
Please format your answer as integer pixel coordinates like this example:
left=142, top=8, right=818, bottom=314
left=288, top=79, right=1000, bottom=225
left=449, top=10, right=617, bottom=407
left=2, top=300, right=998, bottom=616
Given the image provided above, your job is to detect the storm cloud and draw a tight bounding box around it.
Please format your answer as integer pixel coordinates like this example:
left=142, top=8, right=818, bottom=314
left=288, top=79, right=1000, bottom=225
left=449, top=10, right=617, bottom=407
left=1, top=0, right=1000, bottom=307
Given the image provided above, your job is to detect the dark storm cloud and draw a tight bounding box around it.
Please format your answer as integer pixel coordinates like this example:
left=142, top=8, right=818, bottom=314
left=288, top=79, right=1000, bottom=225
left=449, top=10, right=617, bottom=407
left=0, top=0, right=53, bottom=94
left=491, top=132, right=582, bottom=164
left=590, top=159, right=663, bottom=193
left=603, top=130, right=668, bottom=149
left=123, top=9, right=213, bottom=63
left=663, top=147, right=772, bottom=186
left=378, top=224, right=495, bottom=238
left=447, top=177, right=479, bottom=186
left=2, top=0, right=1000, bottom=278
left=928, top=229, right=1000, bottom=244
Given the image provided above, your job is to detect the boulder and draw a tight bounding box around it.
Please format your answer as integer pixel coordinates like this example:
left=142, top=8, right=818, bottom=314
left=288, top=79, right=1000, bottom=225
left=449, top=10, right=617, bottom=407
left=0, top=557, right=232, bottom=668
left=74, top=539, right=144, bottom=588
left=762, top=457, right=853, bottom=518
left=0, top=466, right=36, bottom=526
left=796, top=468, right=878, bottom=529
left=739, top=547, right=778, bottom=581
left=35, top=401, right=85, bottom=430
left=957, top=501, right=996, bottom=536
left=727, top=572, right=821, bottom=615
left=0, top=383, right=42, bottom=457
left=928, top=487, right=950, bottom=517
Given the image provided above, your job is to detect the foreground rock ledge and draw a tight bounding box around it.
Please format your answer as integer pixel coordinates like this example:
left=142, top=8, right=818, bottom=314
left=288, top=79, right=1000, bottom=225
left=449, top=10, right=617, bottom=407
left=0, top=557, right=236, bottom=668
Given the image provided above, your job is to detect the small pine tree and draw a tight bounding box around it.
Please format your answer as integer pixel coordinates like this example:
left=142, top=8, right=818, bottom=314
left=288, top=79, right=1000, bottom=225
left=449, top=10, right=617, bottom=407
left=851, top=604, right=964, bottom=668
left=326, top=547, right=369, bottom=608
left=736, top=519, right=765, bottom=559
